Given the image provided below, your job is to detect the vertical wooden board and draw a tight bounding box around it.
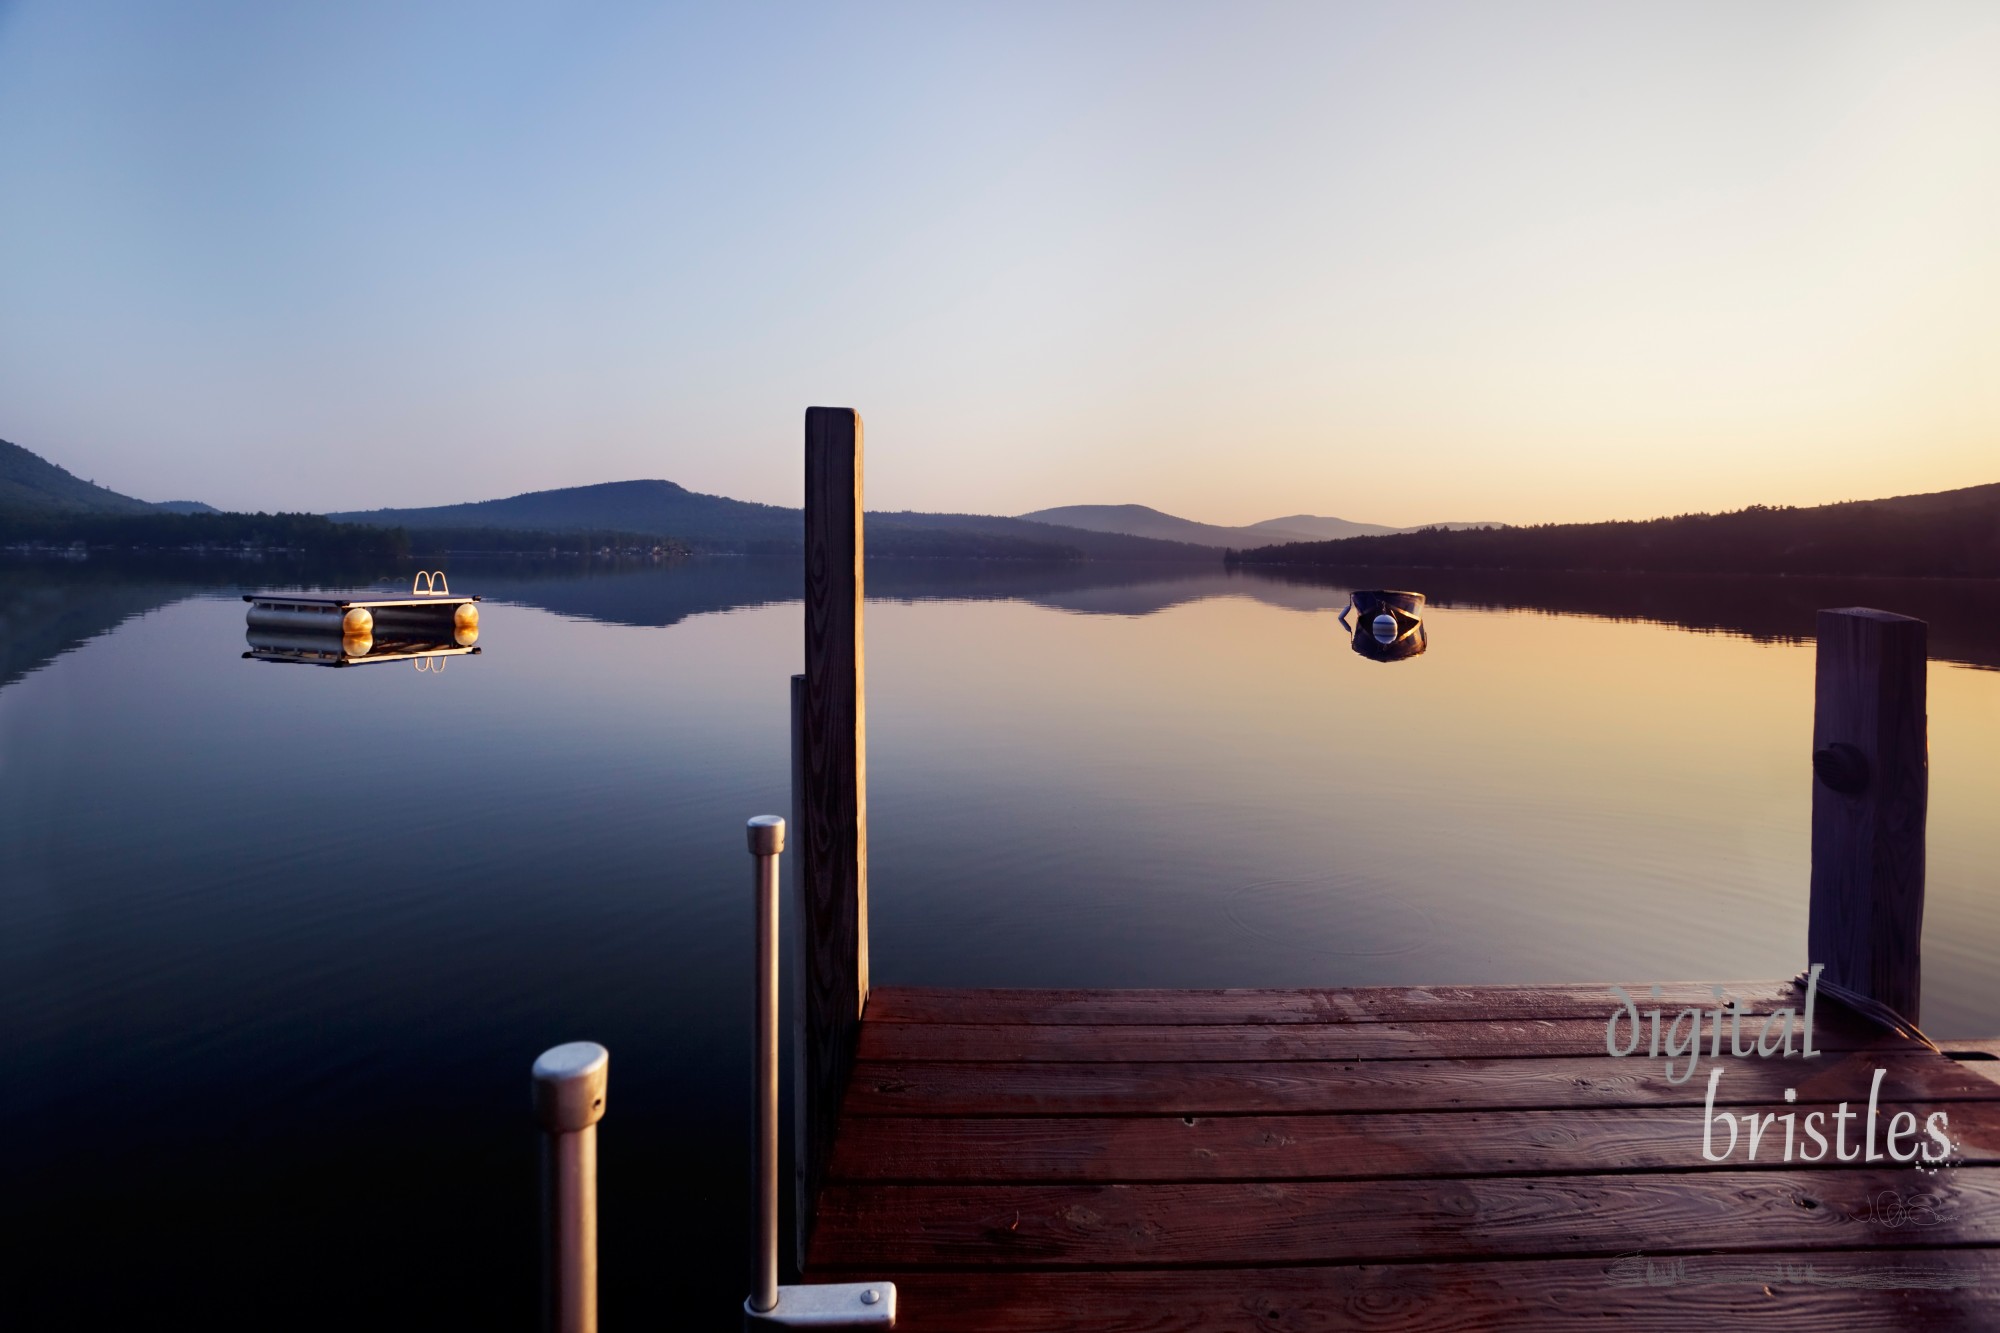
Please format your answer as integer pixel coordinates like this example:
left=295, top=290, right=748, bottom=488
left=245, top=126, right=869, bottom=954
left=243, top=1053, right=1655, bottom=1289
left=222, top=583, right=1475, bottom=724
left=798, top=405, right=868, bottom=1262
left=790, top=671, right=809, bottom=1269
left=1809, top=608, right=1927, bottom=1022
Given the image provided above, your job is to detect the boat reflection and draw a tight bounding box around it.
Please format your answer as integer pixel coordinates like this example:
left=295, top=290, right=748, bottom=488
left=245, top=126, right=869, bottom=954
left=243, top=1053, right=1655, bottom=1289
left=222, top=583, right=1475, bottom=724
left=1339, top=589, right=1427, bottom=663
left=1348, top=618, right=1427, bottom=662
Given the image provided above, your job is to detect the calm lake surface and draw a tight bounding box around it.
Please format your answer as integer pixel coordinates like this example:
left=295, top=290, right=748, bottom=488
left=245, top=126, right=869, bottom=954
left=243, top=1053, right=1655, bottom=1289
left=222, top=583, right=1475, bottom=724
left=4, top=555, right=1997, bottom=1326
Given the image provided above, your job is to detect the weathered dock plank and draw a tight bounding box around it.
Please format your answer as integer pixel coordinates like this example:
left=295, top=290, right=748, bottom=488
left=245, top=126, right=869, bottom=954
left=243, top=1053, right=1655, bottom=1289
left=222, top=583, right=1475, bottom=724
left=813, top=1167, right=2000, bottom=1268
left=842, top=1050, right=2000, bottom=1117
left=864, top=980, right=1811, bottom=1026
left=810, top=1253, right=2000, bottom=1333
left=827, top=1102, right=2000, bottom=1184
left=854, top=1018, right=1908, bottom=1063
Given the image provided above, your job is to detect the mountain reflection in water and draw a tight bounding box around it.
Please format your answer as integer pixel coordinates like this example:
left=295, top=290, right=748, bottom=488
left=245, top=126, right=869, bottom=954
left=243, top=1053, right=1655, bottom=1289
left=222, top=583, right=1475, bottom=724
left=9, top=553, right=2000, bottom=681
left=471, top=559, right=2000, bottom=673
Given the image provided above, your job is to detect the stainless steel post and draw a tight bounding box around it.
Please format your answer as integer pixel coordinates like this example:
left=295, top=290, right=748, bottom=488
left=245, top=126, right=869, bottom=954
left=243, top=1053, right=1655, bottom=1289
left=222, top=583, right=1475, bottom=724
left=743, top=813, right=895, bottom=1329
left=534, top=1041, right=608, bottom=1333
left=747, top=815, right=785, bottom=1315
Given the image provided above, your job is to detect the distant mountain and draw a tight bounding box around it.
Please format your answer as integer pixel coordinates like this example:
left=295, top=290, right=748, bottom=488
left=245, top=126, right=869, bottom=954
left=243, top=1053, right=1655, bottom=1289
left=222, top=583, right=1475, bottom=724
left=331, top=480, right=1216, bottom=562
left=1, top=438, right=157, bottom=515
left=332, top=479, right=797, bottom=547
left=867, top=510, right=1214, bottom=561
left=1231, top=481, right=2000, bottom=579
left=1251, top=514, right=1505, bottom=540
left=1861, top=481, right=2000, bottom=516
left=1246, top=514, right=1398, bottom=541
left=0, top=438, right=218, bottom=517
left=1019, top=504, right=1324, bottom=548
left=0, top=438, right=395, bottom=555
left=1020, top=504, right=1506, bottom=548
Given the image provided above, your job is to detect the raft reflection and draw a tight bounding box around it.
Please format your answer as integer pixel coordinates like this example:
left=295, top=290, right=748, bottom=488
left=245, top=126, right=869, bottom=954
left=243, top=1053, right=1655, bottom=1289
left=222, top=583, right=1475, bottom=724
left=243, top=626, right=479, bottom=667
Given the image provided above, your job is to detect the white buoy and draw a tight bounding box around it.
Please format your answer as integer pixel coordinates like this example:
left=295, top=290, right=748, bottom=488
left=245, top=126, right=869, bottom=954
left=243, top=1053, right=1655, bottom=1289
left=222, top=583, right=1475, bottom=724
left=1373, top=613, right=1399, bottom=643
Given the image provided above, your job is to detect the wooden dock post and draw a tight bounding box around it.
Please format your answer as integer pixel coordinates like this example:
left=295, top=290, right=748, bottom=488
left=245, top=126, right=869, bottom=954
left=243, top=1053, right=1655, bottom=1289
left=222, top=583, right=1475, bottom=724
left=793, top=406, right=869, bottom=1264
left=1808, top=607, right=1928, bottom=1023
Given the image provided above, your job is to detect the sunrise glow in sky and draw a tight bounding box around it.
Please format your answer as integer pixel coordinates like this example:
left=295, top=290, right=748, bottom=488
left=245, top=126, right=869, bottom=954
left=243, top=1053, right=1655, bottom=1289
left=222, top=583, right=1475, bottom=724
left=2, top=1, right=1996, bottom=526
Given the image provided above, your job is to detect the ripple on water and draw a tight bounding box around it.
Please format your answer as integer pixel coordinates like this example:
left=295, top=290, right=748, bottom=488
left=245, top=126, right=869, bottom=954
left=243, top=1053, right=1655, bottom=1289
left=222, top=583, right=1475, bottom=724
left=1221, top=874, right=1438, bottom=959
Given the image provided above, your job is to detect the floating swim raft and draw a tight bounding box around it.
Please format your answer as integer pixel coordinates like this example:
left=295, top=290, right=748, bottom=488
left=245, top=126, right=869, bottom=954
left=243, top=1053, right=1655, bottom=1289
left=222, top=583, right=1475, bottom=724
left=243, top=571, right=481, bottom=667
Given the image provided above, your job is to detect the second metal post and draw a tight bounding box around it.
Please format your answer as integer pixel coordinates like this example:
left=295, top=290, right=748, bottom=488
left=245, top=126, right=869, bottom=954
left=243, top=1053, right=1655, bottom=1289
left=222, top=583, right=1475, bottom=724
left=534, top=1041, right=608, bottom=1333
left=748, top=814, right=785, bottom=1315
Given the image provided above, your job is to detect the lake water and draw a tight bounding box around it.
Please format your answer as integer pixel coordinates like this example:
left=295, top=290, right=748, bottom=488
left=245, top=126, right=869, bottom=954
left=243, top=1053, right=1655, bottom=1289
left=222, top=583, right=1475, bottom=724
left=4, top=555, right=1997, bottom=1327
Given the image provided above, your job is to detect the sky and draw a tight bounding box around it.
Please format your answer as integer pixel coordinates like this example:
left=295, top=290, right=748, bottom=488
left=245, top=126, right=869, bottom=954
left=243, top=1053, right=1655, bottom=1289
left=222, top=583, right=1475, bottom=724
left=1, top=1, right=1996, bottom=527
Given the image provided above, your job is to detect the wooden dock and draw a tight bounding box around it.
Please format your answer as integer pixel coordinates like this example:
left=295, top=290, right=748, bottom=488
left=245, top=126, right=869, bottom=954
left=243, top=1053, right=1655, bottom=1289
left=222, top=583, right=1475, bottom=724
left=806, top=982, right=2000, bottom=1329
left=772, top=409, right=2000, bottom=1330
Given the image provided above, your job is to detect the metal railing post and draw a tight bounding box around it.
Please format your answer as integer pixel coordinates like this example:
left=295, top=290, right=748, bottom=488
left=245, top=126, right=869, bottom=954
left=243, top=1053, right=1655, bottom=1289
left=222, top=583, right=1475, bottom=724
left=743, top=815, right=896, bottom=1328
left=749, top=815, right=785, bottom=1315
left=534, top=1041, right=608, bottom=1333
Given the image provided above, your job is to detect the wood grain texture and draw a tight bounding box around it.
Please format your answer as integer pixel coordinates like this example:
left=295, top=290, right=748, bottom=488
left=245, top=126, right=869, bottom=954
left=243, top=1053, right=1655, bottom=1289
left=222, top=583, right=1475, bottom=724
left=856, top=1018, right=1902, bottom=1064
left=828, top=1102, right=2000, bottom=1183
left=1809, top=608, right=1928, bottom=1023
left=809, top=1252, right=2000, bottom=1332
left=797, top=405, right=868, bottom=1261
left=810, top=1167, right=2000, bottom=1268
left=844, top=1050, right=2000, bottom=1116
left=865, top=980, right=1811, bottom=1026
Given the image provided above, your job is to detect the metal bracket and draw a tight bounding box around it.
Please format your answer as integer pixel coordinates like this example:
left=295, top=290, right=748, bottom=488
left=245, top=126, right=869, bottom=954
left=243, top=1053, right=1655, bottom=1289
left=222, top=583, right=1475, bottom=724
left=744, top=1281, right=897, bottom=1328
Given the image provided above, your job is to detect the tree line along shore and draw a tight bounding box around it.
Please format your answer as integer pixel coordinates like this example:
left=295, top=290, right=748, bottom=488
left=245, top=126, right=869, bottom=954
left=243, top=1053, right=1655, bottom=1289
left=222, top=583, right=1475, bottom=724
left=1228, top=490, right=2000, bottom=581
